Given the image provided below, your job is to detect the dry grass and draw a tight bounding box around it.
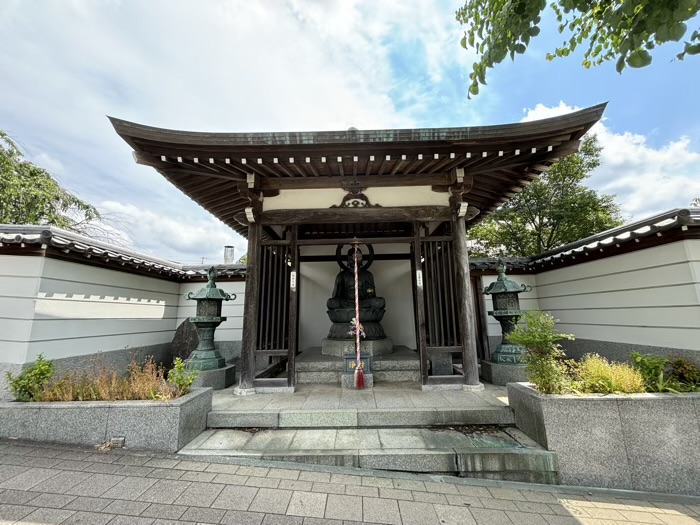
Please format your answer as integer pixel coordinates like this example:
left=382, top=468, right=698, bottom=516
left=40, top=357, right=176, bottom=402
left=576, top=353, right=646, bottom=394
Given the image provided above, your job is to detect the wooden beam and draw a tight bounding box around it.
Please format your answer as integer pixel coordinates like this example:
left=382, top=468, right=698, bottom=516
left=260, top=206, right=452, bottom=225
left=452, top=216, right=480, bottom=387
left=259, top=172, right=452, bottom=190
left=287, top=225, right=299, bottom=388
left=412, top=223, right=429, bottom=386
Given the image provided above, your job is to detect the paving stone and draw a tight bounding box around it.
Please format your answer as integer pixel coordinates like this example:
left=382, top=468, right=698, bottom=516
left=542, top=516, right=581, bottom=525
left=311, top=483, right=345, bottom=495
left=114, top=466, right=156, bottom=477
left=144, top=459, right=180, bottom=469
left=0, top=467, right=58, bottom=490
left=173, top=460, right=208, bottom=472
left=64, top=496, right=112, bottom=512
left=82, top=463, right=124, bottom=475
left=31, top=470, right=93, bottom=495
left=412, top=491, right=448, bottom=504
left=289, top=430, right=337, bottom=451
left=106, top=515, right=155, bottom=525
left=175, top=481, right=225, bottom=507
left=469, top=507, right=513, bottom=525
left=267, top=469, right=300, bottom=481
left=246, top=477, right=281, bottom=489
left=236, top=467, right=270, bottom=478
left=362, top=497, right=401, bottom=525
left=344, top=485, right=378, bottom=498
left=379, top=488, right=413, bottom=501
left=456, top=485, right=492, bottom=498
left=505, top=511, right=549, bottom=525
left=445, top=494, right=481, bottom=507
left=392, top=480, right=425, bottom=492
left=398, top=500, right=441, bottom=525
left=146, top=468, right=184, bottom=480
left=138, top=479, right=191, bottom=504
left=179, top=471, right=218, bottom=483
left=18, top=507, right=76, bottom=524
left=334, top=430, right=380, bottom=450
left=220, top=510, right=265, bottom=525
left=66, top=474, right=125, bottom=497
left=102, top=476, right=158, bottom=500
left=213, top=474, right=249, bottom=485
left=22, top=457, right=64, bottom=469
left=0, top=489, right=36, bottom=504
left=287, top=491, right=327, bottom=518
left=248, top=487, right=293, bottom=515
left=618, top=510, right=664, bottom=523
left=262, top=514, right=304, bottom=525
left=26, top=493, right=76, bottom=508
left=152, top=520, right=195, bottom=525
left=324, top=494, right=362, bottom=522
left=62, top=510, right=115, bottom=525
left=480, top=497, right=520, bottom=511
left=515, top=501, right=558, bottom=514
left=302, top=518, right=344, bottom=525
left=103, top=499, right=151, bottom=516
left=360, top=478, right=393, bottom=489
left=298, top=472, right=330, bottom=484
left=140, top=503, right=188, bottom=520
left=328, top=475, right=361, bottom=486
left=423, top=482, right=459, bottom=495
left=211, top=485, right=259, bottom=511
left=487, top=487, right=525, bottom=501
left=205, top=464, right=240, bottom=475
left=180, top=506, right=226, bottom=523
left=114, top=455, right=151, bottom=466
left=279, top=411, right=356, bottom=429
left=0, top=503, right=38, bottom=523
left=54, top=460, right=91, bottom=471
left=431, top=504, right=479, bottom=525
left=279, top=480, right=313, bottom=492
left=244, top=431, right=297, bottom=452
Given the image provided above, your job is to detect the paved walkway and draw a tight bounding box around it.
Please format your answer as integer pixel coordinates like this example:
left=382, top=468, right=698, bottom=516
left=2, top=439, right=699, bottom=525
left=212, top=382, right=509, bottom=411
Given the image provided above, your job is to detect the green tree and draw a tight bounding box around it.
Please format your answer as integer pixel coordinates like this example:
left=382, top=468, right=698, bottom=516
left=468, top=135, right=623, bottom=257
left=456, top=0, right=700, bottom=96
left=0, top=131, right=100, bottom=230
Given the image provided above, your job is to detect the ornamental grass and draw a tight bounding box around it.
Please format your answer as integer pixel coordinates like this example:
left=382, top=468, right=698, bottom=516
left=575, top=354, right=646, bottom=394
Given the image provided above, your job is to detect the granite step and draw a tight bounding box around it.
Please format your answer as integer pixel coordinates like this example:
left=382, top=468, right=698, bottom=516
left=207, top=406, right=515, bottom=428
left=179, top=426, right=558, bottom=484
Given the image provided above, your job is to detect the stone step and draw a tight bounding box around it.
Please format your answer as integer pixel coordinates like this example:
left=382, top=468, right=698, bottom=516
left=179, top=427, right=557, bottom=484
left=207, top=406, right=515, bottom=428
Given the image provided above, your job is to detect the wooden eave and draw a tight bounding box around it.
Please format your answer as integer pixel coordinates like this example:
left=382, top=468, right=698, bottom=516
left=110, top=104, right=606, bottom=238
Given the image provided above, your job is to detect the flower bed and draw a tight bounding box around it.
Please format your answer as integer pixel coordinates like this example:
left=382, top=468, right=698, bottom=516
left=507, top=382, right=700, bottom=495
left=0, top=387, right=212, bottom=452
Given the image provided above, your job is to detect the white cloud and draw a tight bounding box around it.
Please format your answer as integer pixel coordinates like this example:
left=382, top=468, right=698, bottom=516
left=521, top=103, right=700, bottom=219
left=0, top=0, right=479, bottom=260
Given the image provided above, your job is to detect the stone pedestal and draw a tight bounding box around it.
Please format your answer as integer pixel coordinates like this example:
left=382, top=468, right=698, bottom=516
left=341, top=373, right=374, bottom=389
left=321, top=338, right=393, bottom=357
left=480, top=361, right=528, bottom=386
left=191, top=364, right=236, bottom=390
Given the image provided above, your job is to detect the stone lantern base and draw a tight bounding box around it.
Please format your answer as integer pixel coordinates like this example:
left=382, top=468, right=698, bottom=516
left=480, top=361, right=528, bottom=386
left=191, top=364, right=237, bottom=390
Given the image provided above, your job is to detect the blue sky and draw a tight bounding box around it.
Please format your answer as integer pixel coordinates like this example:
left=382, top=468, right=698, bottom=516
left=0, top=0, right=698, bottom=263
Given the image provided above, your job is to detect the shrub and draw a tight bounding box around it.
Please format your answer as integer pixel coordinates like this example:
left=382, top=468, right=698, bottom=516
left=5, top=354, right=55, bottom=402
left=576, top=354, right=645, bottom=394
left=167, top=357, right=198, bottom=397
left=668, top=356, right=700, bottom=387
left=630, top=352, right=674, bottom=392
left=507, top=310, right=575, bottom=394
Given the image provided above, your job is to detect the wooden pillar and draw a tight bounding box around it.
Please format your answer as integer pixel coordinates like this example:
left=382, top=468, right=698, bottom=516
left=239, top=221, right=262, bottom=391
left=287, top=225, right=299, bottom=388
left=452, top=216, right=480, bottom=387
left=412, top=223, right=429, bottom=385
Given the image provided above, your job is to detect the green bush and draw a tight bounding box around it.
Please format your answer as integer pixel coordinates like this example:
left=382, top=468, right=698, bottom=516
left=5, top=353, right=55, bottom=402
left=576, top=354, right=645, bottom=394
left=167, top=357, right=198, bottom=397
left=669, top=356, right=700, bottom=387
left=630, top=352, right=700, bottom=393
left=507, top=311, right=575, bottom=394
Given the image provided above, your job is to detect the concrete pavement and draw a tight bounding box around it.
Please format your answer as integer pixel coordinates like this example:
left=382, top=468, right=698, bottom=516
left=1, top=439, right=699, bottom=525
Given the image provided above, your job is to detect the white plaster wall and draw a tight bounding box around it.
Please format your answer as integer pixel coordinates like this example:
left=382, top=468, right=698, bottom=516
left=263, top=186, right=449, bottom=211
left=298, top=244, right=416, bottom=351
left=481, top=274, right=540, bottom=337
left=534, top=240, right=700, bottom=351
left=0, top=255, right=43, bottom=364
left=24, top=258, right=181, bottom=362
left=176, top=281, right=246, bottom=341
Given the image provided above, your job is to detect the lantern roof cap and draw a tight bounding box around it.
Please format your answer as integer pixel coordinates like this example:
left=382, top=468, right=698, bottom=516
left=484, top=259, right=531, bottom=295
left=185, top=266, right=233, bottom=301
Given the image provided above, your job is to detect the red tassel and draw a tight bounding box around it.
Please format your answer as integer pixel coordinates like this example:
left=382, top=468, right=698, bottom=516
left=354, top=366, right=365, bottom=389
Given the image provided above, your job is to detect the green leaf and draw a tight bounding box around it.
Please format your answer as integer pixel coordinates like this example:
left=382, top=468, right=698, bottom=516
left=626, top=49, right=653, bottom=67
left=615, top=55, right=626, bottom=73
left=469, top=82, right=479, bottom=96
left=686, top=43, right=700, bottom=55
left=669, top=22, right=688, bottom=42
left=528, top=25, right=541, bottom=36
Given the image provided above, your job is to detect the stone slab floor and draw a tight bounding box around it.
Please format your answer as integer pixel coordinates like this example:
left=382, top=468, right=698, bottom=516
left=1, top=439, right=699, bottom=525
left=212, top=382, right=509, bottom=411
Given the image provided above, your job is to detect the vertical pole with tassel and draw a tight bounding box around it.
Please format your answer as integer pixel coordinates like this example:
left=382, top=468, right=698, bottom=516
left=353, top=243, right=364, bottom=389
